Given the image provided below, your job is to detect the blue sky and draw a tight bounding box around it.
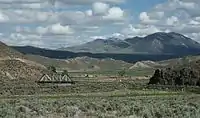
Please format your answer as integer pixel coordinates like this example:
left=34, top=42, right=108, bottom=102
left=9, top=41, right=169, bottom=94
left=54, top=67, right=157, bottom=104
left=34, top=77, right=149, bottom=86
left=0, top=0, right=200, bottom=49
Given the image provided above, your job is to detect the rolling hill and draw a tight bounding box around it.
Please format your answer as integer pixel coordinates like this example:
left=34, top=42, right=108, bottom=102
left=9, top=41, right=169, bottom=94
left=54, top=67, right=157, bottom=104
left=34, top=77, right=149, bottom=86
left=26, top=55, right=133, bottom=72
left=0, top=41, right=24, bottom=58
left=0, top=41, right=47, bottom=80
left=27, top=54, right=195, bottom=72
left=18, top=48, right=200, bottom=73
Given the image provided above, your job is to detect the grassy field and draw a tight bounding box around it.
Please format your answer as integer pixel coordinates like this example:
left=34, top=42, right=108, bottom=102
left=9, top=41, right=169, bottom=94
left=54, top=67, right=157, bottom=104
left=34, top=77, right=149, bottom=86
left=0, top=70, right=200, bottom=118
left=0, top=94, right=200, bottom=118
left=69, top=68, right=155, bottom=77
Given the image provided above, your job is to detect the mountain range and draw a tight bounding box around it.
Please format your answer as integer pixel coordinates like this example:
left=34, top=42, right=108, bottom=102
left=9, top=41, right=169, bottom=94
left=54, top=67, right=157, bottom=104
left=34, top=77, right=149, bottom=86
left=1, top=31, right=200, bottom=77
left=10, top=32, right=200, bottom=63
left=60, top=32, right=200, bottom=55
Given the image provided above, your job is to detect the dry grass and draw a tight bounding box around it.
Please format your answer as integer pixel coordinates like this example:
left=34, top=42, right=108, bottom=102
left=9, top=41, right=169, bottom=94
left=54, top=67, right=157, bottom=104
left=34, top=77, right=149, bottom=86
left=0, top=95, right=200, bottom=118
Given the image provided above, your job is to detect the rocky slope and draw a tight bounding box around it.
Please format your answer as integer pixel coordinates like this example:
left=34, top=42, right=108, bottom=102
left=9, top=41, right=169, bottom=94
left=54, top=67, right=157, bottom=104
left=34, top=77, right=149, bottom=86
left=0, top=41, right=47, bottom=80
left=0, top=41, right=24, bottom=58
left=0, top=59, right=46, bottom=80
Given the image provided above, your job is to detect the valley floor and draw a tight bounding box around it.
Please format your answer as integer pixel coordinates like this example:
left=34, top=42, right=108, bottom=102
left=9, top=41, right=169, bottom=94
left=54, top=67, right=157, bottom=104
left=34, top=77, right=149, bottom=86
left=0, top=74, right=200, bottom=118
left=0, top=91, right=200, bottom=118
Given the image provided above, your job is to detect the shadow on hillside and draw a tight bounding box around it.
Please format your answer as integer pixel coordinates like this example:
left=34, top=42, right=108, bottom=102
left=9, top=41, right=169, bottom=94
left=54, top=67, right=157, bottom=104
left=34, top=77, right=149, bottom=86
left=12, top=46, right=200, bottom=63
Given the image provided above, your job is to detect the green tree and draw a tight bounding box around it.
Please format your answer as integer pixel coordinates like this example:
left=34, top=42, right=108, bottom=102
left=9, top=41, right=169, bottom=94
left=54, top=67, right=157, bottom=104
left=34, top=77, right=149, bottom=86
left=62, top=70, right=69, bottom=76
left=48, top=66, right=57, bottom=73
left=118, top=69, right=126, bottom=77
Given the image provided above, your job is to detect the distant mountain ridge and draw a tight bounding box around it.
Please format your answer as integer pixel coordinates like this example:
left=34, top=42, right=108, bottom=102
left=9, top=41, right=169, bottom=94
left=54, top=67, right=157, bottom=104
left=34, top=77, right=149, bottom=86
left=10, top=32, right=200, bottom=63
left=60, top=32, right=200, bottom=55
left=12, top=46, right=184, bottom=63
left=60, top=38, right=133, bottom=53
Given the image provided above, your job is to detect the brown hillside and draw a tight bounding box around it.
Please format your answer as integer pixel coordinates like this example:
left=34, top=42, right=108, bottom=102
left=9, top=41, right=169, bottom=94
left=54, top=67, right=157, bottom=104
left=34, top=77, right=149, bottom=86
left=0, top=59, right=47, bottom=80
left=0, top=42, right=24, bottom=58
left=0, top=41, right=47, bottom=80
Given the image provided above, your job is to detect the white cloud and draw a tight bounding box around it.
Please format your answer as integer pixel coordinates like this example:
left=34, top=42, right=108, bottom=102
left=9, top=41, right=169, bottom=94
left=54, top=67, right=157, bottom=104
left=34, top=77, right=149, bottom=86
left=0, top=0, right=129, bottom=48
left=173, top=24, right=200, bottom=33
left=1, top=0, right=200, bottom=48
left=49, top=0, right=125, bottom=6
left=36, top=23, right=74, bottom=35
left=0, top=11, right=9, bottom=22
left=85, top=10, right=93, bottom=16
left=128, top=0, right=200, bottom=42
left=166, top=16, right=179, bottom=26
left=92, top=2, right=109, bottom=15
left=194, top=17, right=200, bottom=21
left=20, top=2, right=47, bottom=9
left=186, top=32, right=200, bottom=42
left=10, top=33, right=27, bottom=40
left=0, top=9, right=53, bottom=23
left=139, top=12, right=149, bottom=22
left=103, top=7, right=124, bottom=20
left=0, top=32, right=85, bottom=49
left=178, top=1, right=196, bottom=9
left=155, top=0, right=196, bottom=10
left=121, top=24, right=161, bottom=37
left=90, top=35, right=107, bottom=40
left=192, top=33, right=200, bottom=42
left=189, top=20, right=200, bottom=25
left=111, top=33, right=125, bottom=39
left=139, top=12, right=158, bottom=24
left=50, top=23, right=74, bottom=35
left=155, top=0, right=200, bottom=17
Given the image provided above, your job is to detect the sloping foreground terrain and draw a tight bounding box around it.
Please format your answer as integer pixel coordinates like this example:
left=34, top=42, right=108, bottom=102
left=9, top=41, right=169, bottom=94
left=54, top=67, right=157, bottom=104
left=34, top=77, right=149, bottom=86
left=0, top=59, right=46, bottom=80
left=0, top=41, right=47, bottom=80
left=0, top=41, right=25, bottom=59
left=149, top=58, right=200, bottom=86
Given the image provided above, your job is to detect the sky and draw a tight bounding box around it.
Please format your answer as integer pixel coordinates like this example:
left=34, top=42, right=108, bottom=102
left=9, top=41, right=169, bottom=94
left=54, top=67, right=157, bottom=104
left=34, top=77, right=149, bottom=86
left=0, top=0, right=200, bottom=49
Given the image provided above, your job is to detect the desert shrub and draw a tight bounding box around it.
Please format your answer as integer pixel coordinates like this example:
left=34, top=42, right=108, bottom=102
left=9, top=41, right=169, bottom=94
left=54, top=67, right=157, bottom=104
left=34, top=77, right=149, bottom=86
left=0, top=96, right=200, bottom=118
left=62, top=70, right=69, bottom=76
left=149, top=66, right=200, bottom=86
left=118, top=70, right=126, bottom=77
left=47, top=66, right=56, bottom=73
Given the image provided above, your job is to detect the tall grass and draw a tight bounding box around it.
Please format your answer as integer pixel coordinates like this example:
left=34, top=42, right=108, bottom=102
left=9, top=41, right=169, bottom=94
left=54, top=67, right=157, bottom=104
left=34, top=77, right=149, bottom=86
left=0, top=95, right=200, bottom=118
